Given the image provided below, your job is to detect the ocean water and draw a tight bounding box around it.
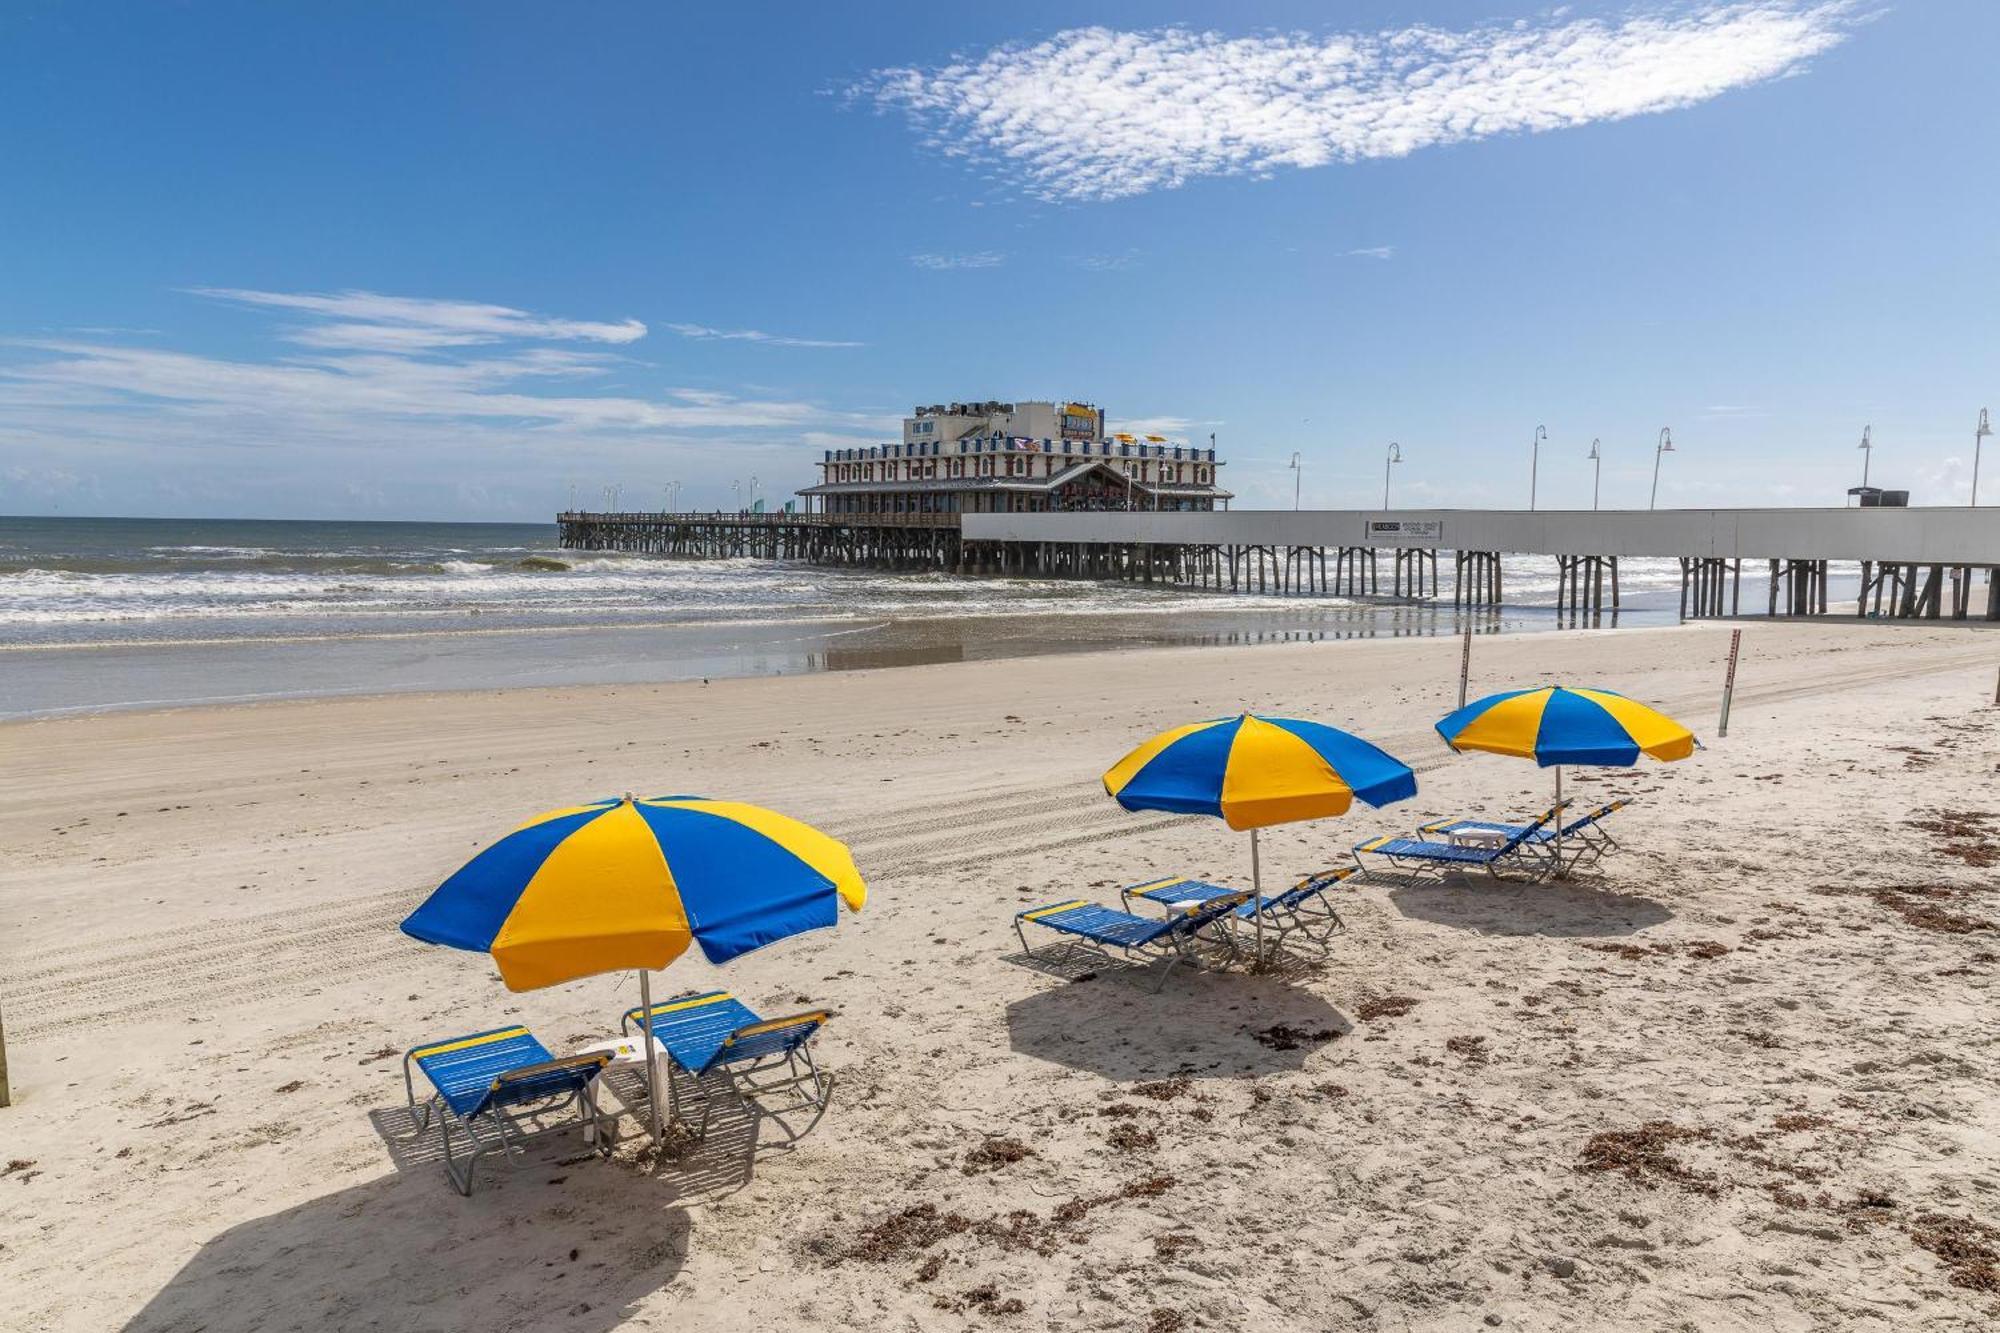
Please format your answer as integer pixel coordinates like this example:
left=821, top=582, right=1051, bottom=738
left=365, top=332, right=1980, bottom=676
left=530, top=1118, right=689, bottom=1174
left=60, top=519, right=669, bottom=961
left=0, top=515, right=1719, bottom=717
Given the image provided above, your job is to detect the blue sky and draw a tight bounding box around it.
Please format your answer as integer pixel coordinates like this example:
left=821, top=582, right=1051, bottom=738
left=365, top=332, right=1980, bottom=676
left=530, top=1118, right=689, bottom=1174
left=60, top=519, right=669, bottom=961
left=2, top=1, right=1995, bottom=519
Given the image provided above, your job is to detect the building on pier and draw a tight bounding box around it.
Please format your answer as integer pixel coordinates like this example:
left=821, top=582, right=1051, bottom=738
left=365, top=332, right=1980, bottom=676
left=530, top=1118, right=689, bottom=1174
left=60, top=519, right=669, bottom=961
left=796, top=398, right=1232, bottom=517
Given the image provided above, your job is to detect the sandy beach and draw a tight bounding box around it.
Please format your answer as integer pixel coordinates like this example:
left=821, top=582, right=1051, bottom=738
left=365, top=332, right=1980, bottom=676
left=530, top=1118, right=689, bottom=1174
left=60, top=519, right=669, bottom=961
left=3, top=619, right=1997, bottom=1331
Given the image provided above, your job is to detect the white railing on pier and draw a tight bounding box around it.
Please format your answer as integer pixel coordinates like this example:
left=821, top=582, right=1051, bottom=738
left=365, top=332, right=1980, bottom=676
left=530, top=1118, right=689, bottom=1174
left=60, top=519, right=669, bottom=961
left=961, top=508, right=2000, bottom=566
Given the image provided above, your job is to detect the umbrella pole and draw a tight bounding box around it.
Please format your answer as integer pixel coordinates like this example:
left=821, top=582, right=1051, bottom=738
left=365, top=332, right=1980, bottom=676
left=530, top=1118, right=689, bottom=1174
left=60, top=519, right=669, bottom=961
left=1553, top=767, right=1564, bottom=881
left=1250, top=827, right=1265, bottom=962
left=639, top=969, right=665, bottom=1148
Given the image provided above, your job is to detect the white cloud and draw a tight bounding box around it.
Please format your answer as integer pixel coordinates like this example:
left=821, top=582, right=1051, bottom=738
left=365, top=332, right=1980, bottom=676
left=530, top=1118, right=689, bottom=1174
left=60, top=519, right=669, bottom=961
left=0, top=288, right=892, bottom=516
left=909, top=251, right=1006, bottom=270
left=1070, top=249, right=1141, bottom=271
left=190, top=287, right=647, bottom=348
left=1342, top=246, right=1396, bottom=260
left=665, top=322, right=864, bottom=349
left=856, top=4, right=1856, bottom=202
left=1111, top=415, right=1212, bottom=443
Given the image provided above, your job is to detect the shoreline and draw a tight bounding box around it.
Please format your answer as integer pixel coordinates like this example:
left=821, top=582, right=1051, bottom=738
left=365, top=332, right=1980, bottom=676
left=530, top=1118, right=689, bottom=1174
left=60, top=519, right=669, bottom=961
left=0, top=598, right=1693, bottom=721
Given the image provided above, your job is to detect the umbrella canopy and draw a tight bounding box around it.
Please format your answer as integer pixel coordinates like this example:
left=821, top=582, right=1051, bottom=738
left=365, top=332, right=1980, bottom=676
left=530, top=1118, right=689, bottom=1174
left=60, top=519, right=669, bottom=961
left=1435, top=686, right=1696, bottom=767
left=1104, top=713, right=1417, bottom=830
left=402, top=794, right=866, bottom=992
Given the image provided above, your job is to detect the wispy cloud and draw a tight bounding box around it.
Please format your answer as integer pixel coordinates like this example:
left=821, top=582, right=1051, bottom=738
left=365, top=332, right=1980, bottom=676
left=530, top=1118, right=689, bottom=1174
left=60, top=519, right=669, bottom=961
left=190, top=287, right=647, bottom=350
left=665, top=322, right=864, bottom=349
left=909, top=251, right=1006, bottom=270
left=855, top=4, right=1856, bottom=202
left=1342, top=246, right=1396, bottom=260
left=0, top=288, right=886, bottom=515
left=1112, top=415, right=1220, bottom=443
left=1070, top=249, right=1142, bottom=271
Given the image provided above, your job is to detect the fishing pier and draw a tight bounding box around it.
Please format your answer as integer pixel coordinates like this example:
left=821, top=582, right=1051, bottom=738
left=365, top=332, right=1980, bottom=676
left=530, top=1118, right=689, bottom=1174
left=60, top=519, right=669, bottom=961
left=555, top=507, right=2000, bottom=622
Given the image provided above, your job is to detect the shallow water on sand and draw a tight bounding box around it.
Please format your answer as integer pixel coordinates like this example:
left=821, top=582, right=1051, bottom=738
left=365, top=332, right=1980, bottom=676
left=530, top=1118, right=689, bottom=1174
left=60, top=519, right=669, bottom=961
left=1, top=515, right=1794, bottom=717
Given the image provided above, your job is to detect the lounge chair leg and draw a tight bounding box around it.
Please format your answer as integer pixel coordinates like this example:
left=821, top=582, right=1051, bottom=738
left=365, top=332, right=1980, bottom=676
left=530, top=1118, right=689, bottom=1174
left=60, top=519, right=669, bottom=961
left=439, top=1115, right=476, bottom=1196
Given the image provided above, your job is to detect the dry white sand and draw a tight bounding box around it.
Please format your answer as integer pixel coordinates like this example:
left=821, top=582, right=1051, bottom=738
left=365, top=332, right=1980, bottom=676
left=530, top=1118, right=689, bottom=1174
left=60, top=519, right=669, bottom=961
left=2, top=620, right=1997, bottom=1331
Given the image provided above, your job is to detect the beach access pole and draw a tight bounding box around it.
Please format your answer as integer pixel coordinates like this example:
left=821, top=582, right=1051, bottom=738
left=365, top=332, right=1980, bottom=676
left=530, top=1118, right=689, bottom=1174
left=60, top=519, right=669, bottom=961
left=1975, top=409, right=1990, bottom=507
left=0, top=1002, right=10, bottom=1108
left=637, top=970, right=664, bottom=1147
left=1530, top=425, right=1546, bottom=510
left=1458, top=618, right=1473, bottom=709
left=1718, top=629, right=1743, bottom=738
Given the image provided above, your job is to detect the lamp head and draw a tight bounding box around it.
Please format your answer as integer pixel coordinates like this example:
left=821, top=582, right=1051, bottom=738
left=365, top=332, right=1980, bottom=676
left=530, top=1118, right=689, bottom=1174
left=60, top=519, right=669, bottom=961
left=1387, top=442, right=1403, bottom=463
left=1535, top=425, right=1548, bottom=443
left=1858, top=425, right=1872, bottom=450
left=1980, top=408, right=1992, bottom=440
left=1586, top=439, right=1600, bottom=460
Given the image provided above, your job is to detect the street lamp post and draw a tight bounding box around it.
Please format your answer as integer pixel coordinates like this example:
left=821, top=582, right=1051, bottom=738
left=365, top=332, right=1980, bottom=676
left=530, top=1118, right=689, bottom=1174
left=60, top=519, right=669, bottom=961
left=750, top=474, right=761, bottom=512
left=1650, top=428, right=1674, bottom=510
left=1856, top=425, right=1872, bottom=502
left=1383, top=442, right=1402, bottom=510
left=1587, top=439, right=1602, bottom=510
left=1288, top=451, right=1302, bottom=510
left=731, top=480, right=741, bottom=512
left=1530, top=425, right=1547, bottom=511
left=667, top=480, right=681, bottom=513
left=1976, top=409, right=1991, bottom=507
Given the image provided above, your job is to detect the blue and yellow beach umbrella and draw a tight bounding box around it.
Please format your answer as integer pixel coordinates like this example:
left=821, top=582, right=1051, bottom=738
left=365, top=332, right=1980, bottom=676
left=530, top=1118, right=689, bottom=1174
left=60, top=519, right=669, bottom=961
left=1435, top=686, right=1696, bottom=767
left=1435, top=686, right=1696, bottom=875
left=403, top=794, right=865, bottom=991
left=1104, top=714, right=1416, bottom=954
left=402, top=793, right=865, bottom=1142
left=1104, top=713, right=1418, bottom=830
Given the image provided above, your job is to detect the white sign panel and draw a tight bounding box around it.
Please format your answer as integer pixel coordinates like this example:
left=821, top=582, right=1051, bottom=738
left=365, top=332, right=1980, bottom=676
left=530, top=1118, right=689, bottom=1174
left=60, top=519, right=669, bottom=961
left=1368, top=519, right=1443, bottom=541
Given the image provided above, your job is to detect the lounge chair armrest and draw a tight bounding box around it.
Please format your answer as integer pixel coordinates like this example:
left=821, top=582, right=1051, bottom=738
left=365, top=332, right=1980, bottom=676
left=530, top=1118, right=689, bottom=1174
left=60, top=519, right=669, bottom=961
left=1178, top=891, right=1252, bottom=927
left=492, top=1052, right=612, bottom=1089
left=724, top=1011, right=831, bottom=1046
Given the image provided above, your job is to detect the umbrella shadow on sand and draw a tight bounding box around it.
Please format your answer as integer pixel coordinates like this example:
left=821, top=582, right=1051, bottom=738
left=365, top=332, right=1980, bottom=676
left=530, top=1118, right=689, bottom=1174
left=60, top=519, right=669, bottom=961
left=1384, top=874, right=1673, bottom=938
left=1003, top=960, right=1352, bottom=1083
left=122, top=1153, right=691, bottom=1333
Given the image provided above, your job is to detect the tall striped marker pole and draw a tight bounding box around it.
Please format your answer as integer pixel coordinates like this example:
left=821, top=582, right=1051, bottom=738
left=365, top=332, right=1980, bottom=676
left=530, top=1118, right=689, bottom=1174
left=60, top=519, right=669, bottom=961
left=1718, top=629, right=1743, bottom=738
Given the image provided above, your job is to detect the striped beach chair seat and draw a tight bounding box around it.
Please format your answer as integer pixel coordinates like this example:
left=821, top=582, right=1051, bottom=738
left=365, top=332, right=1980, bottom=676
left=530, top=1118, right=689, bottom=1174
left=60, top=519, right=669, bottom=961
left=1013, top=890, right=1250, bottom=990
left=402, top=1025, right=613, bottom=1195
left=623, top=991, right=833, bottom=1139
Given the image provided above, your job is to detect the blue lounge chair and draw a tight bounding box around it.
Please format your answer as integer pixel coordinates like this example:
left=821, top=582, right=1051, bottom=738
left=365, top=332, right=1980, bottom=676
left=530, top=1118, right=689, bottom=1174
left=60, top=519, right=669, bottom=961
left=403, top=1025, right=613, bottom=1195
left=623, top=991, right=832, bottom=1140
left=1121, top=868, right=1358, bottom=953
left=1352, top=809, right=1558, bottom=883
left=1014, top=890, right=1251, bottom=990
left=1420, top=799, right=1631, bottom=874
